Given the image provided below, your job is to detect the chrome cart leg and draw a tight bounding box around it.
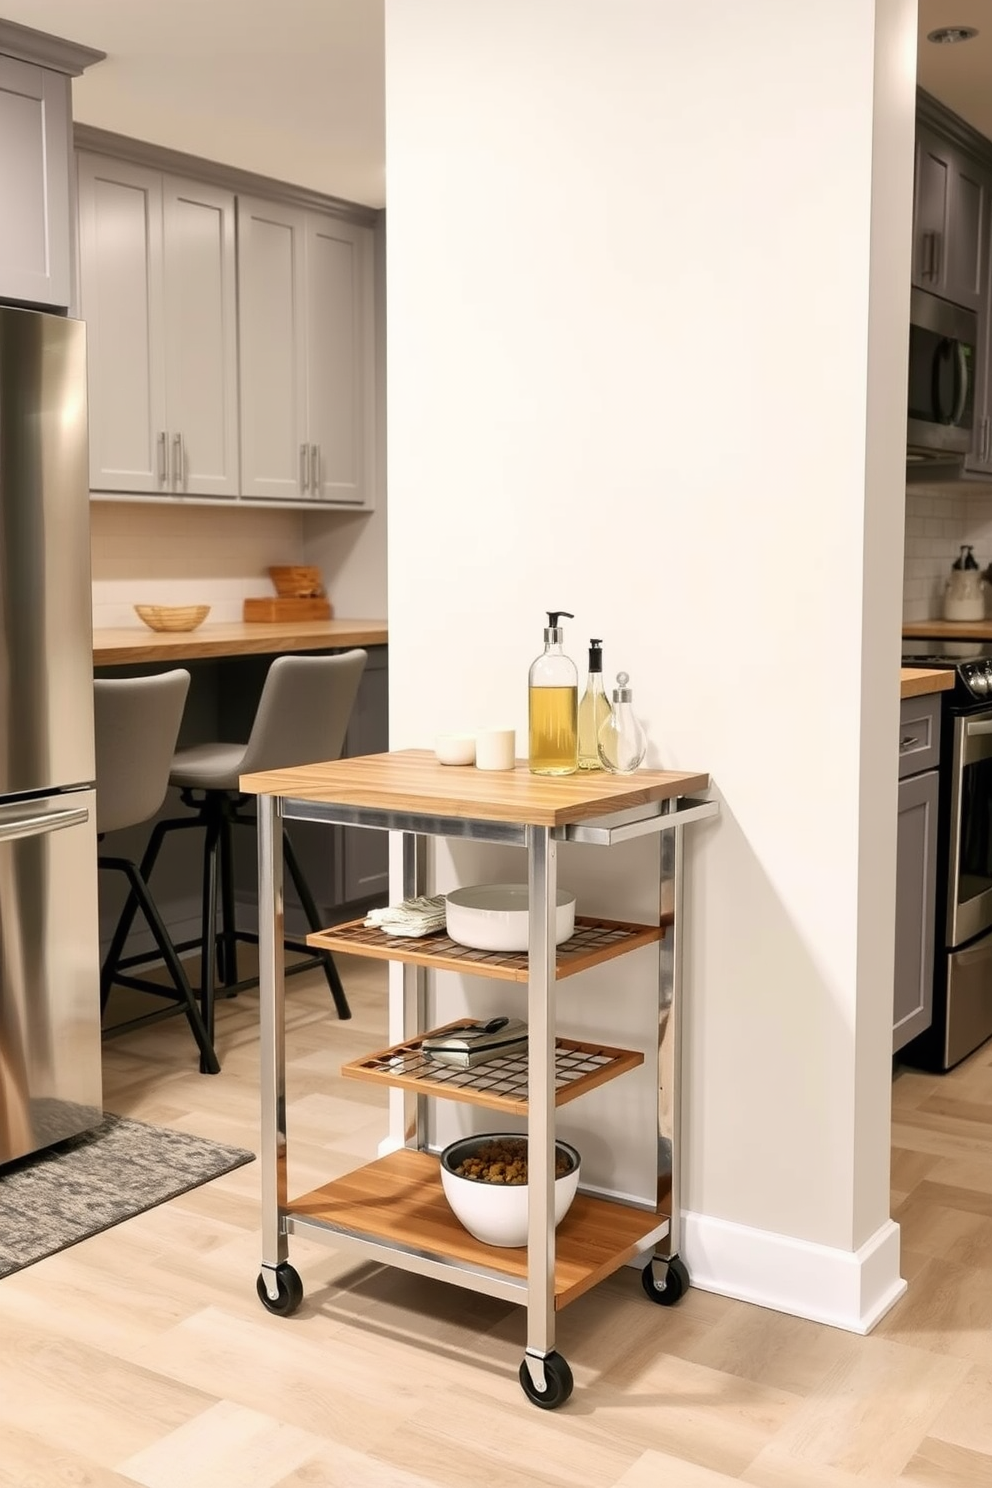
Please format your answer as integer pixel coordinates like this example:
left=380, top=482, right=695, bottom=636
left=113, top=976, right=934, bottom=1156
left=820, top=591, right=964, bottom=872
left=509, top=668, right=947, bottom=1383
left=650, top=801, right=688, bottom=1293
left=257, top=794, right=297, bottom=1309
left=521, top=824, right=572, bottom=1408
left=401, top=831, right=429, bottom=1149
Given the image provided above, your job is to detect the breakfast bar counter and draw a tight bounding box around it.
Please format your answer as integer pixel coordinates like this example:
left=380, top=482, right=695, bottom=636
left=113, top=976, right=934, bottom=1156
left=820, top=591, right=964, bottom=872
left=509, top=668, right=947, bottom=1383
left=92, top=618, right=388, bottom=666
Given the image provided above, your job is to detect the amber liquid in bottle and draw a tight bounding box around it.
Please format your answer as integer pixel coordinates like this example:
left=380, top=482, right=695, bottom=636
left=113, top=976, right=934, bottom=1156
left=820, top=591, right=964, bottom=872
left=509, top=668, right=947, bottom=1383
left=528, top=685, right=578, bottom=775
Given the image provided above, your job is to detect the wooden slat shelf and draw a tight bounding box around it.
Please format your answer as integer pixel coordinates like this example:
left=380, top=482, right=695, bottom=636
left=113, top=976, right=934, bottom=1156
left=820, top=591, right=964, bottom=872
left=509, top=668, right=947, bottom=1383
left=287, top=1148, right=666, bottom=1310
left=307, top=914, right=662, bottom=983
left=341, top=1018, right=643, bottom=1113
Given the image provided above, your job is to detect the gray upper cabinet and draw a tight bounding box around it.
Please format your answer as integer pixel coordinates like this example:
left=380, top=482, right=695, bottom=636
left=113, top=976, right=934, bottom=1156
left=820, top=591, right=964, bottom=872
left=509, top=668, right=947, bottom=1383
left=912, top=125, right=987, bottom=313
left=238, top=196, right=375, bottom=508
left=77, top=153, right=239, bottom=499
left=966, top=203, right=992, bottom=475
left=0, top=27, right=102, bottom=311
left=0, top=55, right=71, bottom=309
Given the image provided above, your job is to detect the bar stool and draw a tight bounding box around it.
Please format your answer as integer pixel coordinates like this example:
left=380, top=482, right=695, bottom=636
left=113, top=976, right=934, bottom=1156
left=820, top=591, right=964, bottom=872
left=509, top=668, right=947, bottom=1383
left=124, top=650, right=368, bottom=1054
left=95, top=670, right=220, bottom=1075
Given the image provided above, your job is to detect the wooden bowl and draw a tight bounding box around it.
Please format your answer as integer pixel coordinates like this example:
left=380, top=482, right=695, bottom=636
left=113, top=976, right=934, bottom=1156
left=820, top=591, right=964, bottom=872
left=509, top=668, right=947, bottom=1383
left=268, top=565, right=324, bottom=598
left=134, top=604, right=211, bottom=633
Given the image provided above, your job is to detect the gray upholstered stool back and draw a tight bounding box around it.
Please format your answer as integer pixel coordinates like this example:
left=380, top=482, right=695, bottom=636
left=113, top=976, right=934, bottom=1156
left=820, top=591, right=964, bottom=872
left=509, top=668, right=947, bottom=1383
left=242, top=650, right=367, bottom=776
left=170, top=650, right=368, bottom=793
left=94, top=670, right=191, bottom=836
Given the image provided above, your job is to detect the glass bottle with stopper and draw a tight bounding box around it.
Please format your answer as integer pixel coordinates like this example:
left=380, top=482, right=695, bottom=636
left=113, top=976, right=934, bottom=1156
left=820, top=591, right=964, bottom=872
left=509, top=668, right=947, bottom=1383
left=597, top=671, right=647, bottom=774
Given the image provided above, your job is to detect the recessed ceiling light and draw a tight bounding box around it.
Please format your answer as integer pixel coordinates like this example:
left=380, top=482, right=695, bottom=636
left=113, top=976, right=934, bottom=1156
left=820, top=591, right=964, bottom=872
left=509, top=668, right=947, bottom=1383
left=927, top=25, right=979, bottom=43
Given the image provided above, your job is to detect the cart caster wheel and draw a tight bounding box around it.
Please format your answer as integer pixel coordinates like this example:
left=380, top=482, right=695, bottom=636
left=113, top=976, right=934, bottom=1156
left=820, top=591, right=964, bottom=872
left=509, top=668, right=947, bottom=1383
left=641, top=1254, right=689, bottom=1306
left=518, top=1351, right=573, bottom=1410
left=256, top=1264, right=304, bottom=1317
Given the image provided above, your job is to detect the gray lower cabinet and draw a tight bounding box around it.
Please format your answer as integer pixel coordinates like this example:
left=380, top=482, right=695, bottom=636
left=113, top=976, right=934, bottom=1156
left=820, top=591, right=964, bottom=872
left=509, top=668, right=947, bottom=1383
left=894, top=696, right=939, bottom=1054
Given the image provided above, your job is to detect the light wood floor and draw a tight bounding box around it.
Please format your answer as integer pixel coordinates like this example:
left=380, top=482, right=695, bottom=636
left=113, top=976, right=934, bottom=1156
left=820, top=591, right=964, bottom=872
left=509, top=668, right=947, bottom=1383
left=2, top=959, right=991, bottom=1488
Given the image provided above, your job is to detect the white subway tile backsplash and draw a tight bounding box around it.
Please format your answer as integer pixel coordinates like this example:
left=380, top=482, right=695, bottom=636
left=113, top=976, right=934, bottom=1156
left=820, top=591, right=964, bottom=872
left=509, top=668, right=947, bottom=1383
left=902, top=484, right=981, bottom=621
left=90, top=502, right=308, bottom=627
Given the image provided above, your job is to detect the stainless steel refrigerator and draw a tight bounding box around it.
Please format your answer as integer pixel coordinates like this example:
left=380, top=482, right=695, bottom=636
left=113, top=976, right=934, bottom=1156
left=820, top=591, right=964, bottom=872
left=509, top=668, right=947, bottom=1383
left=0, top=307, right=102, bottom=1165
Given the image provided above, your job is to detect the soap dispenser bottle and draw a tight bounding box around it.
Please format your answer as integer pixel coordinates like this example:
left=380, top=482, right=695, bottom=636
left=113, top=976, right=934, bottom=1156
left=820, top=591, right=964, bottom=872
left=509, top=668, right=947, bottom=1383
left=578, top=639, right=611, bottom=770
left=528, top=611, right=578, bottom=775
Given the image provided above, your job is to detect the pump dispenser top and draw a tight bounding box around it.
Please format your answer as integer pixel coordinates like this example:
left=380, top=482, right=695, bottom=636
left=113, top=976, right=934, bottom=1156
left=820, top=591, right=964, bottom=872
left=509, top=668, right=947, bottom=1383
left=544, top=611, right=573, bottom=641
left=528, top=610, right=578, bottom=775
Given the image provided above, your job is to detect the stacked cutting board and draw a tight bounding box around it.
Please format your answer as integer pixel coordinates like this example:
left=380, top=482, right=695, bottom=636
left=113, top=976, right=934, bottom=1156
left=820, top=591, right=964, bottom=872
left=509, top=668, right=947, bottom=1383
left=244, top=566, right=332, bottom=622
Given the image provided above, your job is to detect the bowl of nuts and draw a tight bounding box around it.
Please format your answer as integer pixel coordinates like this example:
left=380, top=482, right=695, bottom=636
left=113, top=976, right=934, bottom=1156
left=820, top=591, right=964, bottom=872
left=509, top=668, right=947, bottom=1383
left=439, top=1132, right=580, bottom=1248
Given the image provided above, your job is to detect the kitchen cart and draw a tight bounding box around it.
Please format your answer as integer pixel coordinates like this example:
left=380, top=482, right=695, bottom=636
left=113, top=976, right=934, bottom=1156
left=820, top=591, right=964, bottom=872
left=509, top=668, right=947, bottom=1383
left=241, top=749, right=715, bottom=1410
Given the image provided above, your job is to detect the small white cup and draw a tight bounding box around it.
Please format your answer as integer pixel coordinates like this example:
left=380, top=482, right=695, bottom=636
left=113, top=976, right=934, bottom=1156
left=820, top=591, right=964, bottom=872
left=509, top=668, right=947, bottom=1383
left=434, top=733, right=476, bottom=766
left=475, top=728, right=516, bottom=771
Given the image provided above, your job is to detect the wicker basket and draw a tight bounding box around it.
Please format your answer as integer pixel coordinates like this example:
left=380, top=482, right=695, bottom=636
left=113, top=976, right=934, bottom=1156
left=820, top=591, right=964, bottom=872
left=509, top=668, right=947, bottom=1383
left=267, top=565, right=324, bottom=598
left=134, top=604, right=211, bottom=633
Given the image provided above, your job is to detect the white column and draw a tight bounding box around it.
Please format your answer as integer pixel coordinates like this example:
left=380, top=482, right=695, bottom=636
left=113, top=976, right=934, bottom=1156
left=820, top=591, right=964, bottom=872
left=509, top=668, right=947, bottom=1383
left=384, top=0, right=917, bottom=1331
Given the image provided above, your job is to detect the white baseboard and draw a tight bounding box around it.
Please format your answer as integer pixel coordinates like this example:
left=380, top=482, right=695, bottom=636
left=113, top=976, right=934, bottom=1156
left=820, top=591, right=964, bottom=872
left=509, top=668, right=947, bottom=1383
left=682, top=1210, right=906, bottom=1333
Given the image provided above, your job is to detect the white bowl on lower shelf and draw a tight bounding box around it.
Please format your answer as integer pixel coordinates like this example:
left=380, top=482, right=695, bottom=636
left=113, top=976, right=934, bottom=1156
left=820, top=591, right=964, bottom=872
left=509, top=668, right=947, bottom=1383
left=445, top=883, right=576, bottom=952
left=439, top=1133, right=581, bottom=1248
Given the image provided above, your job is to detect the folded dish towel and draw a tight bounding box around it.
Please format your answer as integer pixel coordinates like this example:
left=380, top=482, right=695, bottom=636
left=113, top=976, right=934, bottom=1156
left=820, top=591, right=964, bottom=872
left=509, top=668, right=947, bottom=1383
left=365, top=894, right=447, bottom=938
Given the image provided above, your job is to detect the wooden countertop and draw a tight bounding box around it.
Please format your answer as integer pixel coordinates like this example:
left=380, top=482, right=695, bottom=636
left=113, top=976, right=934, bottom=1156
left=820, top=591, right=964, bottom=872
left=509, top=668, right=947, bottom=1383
left=241, top=747, right=709, bottom=828
left=903, top=620, right=992, bottom=641
left=93, top=618, right=388, bottom=665
left=900, top=667, right=955, bottom=700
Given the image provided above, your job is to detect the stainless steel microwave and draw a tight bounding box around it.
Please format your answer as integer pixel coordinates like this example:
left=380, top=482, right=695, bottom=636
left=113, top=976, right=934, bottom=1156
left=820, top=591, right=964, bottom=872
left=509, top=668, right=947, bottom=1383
left=907, top=288, right=978, bottom=464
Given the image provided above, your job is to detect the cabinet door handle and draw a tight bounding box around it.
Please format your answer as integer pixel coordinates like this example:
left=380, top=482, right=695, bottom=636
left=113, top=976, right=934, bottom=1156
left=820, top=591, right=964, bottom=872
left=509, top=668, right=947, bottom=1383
left=922, top=230, right=937, bottom=282
left=299, top=443, right=309, bottom=492
left=900, top=734, right=920, bottom=751
left=173, top=432, right=184, bottom=490
left=157, top=431, right=168, bottom=483
left=310, top=443, right=319, bottom=496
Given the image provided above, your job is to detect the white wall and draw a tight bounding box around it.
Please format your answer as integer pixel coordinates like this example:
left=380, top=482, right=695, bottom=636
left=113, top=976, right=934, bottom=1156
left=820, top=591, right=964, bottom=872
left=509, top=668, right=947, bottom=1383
left=385, top=0, right=916, bottom=1329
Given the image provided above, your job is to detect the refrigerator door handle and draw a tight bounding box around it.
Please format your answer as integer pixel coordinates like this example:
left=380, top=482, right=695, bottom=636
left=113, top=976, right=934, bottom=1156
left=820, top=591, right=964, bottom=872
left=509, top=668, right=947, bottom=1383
left=0, top=804, right=89, bottom=844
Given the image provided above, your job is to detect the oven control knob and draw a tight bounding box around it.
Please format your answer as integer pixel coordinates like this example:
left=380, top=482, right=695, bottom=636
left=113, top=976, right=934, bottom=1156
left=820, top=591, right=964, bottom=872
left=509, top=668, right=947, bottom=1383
left=970, top=670, right=990, bottom=696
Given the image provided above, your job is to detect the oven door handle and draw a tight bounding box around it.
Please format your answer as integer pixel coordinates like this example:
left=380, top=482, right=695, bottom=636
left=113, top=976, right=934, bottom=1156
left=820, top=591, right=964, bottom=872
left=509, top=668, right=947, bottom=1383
left=966, top=719, right=992, bottom=736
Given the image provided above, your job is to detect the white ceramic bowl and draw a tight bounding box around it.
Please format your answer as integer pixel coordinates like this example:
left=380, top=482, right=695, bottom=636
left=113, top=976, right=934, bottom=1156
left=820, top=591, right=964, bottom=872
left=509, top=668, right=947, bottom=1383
left=445, top=883, right=576, bottom=952
left=434, top=733, right=476, bottom=766
left=439, top=1133, right=581, bottom=1248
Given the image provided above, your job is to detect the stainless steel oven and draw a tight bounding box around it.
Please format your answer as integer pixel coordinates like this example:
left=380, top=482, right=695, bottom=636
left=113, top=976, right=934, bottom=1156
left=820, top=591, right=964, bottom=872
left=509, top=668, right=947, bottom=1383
left=948, top=710, right=992, bottom=945
left=902, top=642, right=992, bottom=1069
left=907, top=288, right=977, bottom=464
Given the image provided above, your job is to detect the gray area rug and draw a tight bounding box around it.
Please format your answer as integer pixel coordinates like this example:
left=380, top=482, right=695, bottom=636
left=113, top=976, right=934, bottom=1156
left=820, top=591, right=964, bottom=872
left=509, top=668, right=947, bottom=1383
left=0, top=1111, right=255, bottom=1279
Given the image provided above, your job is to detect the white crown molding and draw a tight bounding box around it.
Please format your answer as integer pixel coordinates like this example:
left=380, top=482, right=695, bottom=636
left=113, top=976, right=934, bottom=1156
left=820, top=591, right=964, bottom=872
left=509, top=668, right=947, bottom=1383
left=682, top=1210, right=906, bottom=1333
left=0, top=19, right=104, bottom=76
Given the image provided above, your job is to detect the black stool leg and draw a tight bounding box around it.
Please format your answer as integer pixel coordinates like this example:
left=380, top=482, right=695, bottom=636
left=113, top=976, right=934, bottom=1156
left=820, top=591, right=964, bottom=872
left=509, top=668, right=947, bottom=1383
left=101, top=857, right=220, bottom=1075
left=283, top=826, right=352, bottom=1020
left=218, top=802, right=240, bottom=989
left=199, top=815, right=223, bottom=1069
